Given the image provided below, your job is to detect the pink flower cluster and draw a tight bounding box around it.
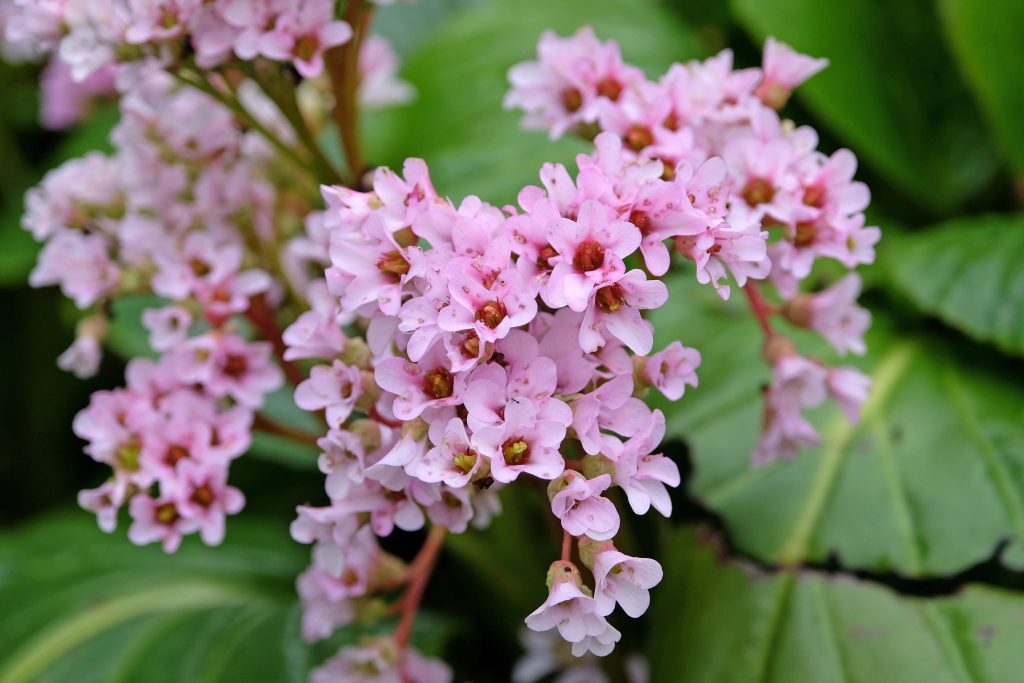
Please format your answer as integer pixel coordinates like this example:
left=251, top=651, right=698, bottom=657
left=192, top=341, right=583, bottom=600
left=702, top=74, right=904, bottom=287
left=8, top=2, right=884, bottom=674
left=2, top=0, right=351, bottom=81
left=75, top=337, right=279, bottom=552
left=285, top=139, right=702, bottom=655
left=506, top=28, right=877, bottom=464
left=22, top=66, right=290, bottom=548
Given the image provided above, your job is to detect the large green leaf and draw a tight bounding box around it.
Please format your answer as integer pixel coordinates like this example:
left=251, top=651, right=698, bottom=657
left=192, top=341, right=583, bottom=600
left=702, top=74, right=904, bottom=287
left=649, top=527, right=1024, bottom=682
left=937, top=0, right=1024, bottom=173
left=650, top=275, right=1024, bottom=576
left=0, top=514, right=311, bottom=683
left=887, top=215, right=1024, bottom=357
left=728, top=0, right=998, bottom=213
left=368, top=0, right=706, bottom=205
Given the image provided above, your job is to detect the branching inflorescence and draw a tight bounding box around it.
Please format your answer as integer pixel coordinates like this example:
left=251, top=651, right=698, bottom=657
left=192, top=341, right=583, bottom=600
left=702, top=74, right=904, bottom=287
left=5, top=2, right=878, bottom=680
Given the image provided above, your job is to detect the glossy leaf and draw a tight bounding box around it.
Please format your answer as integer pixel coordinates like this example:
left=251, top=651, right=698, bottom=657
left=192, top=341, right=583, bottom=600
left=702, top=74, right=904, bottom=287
left=369, top=0, right=706, bottom=205
left=729, top=0, right=998, bottom=213
left=887, top=215, right=1024, bottom=357
left=649, top=527, right=1024, bottom=682
left=650, top=275, right=1024, bottom=576
left=0, top=515, right=310, bottom=683
left=937, top=0, right=1024, bottom=173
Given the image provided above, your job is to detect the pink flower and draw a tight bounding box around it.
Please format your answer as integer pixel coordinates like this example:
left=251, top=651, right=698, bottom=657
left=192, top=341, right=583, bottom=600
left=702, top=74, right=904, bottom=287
left=175, top=334, right=283, bottom=408
left=474, top=397, right=567, bottom=483
left=795, top=273, right=871, bottom=356
left=127, top=494, right=197, bottom=553
left=310, top=639, right=452, bottom=683
left=413, top=418, right=483, bottom=488
left=57, top=329, right=103, bottom=379
left=752, top=355, right=828, bottom=465
left=374, top=343, right=466, bottom=421
left=644, top=342, right=701, bottom=400
left=544, top=199, right=640, bottom=311
left=587, top=544, right=663, bottom=618
left=579, top=270, right=667, bottom=355
left=283, top=282, right=349, bottom=361
left=525, top=561, right=620, bottom=656
left=609, top=411, right=679, bottom=517
left=755, top=38, right=828, bottom=109
left=295, top=360, right=364, bottom=429
left=437, top=260, right=538, bottom=346
left=505, top=27, right=645, bottom=139
left=29, top=231, right=118, bottom=308
left=258, top=0, right=352, bottom=78
left=549, top=471, right=620, bottom=540
left=571, top=375, right=648, bottom=455
left=171, top=459, right=245, bottom=546
left=39, top=57, right=116, bottom=130
left=141, top=306, right=192, bottom=352
left=78, top=482, right=125, bottom=533
left=359, top=35, right=414, bottom=108
left=828, top=366, right=871, bottom=423
left=628, top=177, right=709, bottom=276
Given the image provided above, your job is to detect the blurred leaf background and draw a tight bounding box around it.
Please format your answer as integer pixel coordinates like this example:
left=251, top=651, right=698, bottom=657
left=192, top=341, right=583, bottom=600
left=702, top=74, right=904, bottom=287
left=2, top=0, right=1024, bottom=681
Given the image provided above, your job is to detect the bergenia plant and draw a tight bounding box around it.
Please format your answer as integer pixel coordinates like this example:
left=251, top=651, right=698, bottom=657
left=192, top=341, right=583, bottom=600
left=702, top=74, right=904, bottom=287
left=5, top=2, right=877, bottom=680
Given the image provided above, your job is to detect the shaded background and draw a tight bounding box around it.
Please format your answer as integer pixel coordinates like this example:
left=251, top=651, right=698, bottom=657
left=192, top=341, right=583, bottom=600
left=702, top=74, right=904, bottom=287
left=3, top=0, right=1024, bottom=681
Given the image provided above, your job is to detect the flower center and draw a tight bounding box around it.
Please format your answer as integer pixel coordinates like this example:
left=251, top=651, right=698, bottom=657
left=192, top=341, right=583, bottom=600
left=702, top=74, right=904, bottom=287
left=625, top=124, right=653, bottom=152
left=222, top=354, right=248, bottom=378
left=164, top=444, right=189, bottom=467
left=376, top=250, right=409, bottom=279
left=475, top=300, right=508, bottom=329
left=452, top=449, right=478, bottom=474
left=117, top=439, right=141, bottom=471
left=294, top=34, right=320, bottom=62
left=741, top=177, right=775, bottom=206
left=596, top=284, right=626, bottom=313
left=794, top=221, right=818, bottom=248
left=573, top=240, right=606, bottom=272
left=802, top=184, right=826, bottom=208
left=155, top=502, right=179, bottom=525
left=596, top=77, right=623, bottom=101
left=191, top=484, right=216, bottom=508
left=502, top=437, right=530, bottom=465
left=423, top=367, right=454, bottom=399
left=628, top=210, right=651, bottom=235
left=537, top=244, right=558, bottom=269
left=560, top=87, right=583, bottom=113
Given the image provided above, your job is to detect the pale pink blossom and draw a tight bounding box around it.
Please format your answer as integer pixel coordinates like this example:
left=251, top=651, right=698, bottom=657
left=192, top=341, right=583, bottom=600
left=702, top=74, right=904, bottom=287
left=549, top=471, right=619, bottom=540
left=644, top=342, right=700, bottom=400
left=755, top=37, right=828, bottom=109
left=295, top=360, right=364, bottom=429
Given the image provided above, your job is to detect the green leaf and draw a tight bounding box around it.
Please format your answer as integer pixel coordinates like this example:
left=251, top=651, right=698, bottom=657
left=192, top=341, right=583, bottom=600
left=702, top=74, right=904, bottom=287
left=887, top=215, right=1024, bottom=357
left=650, top=275, right=1024, bottom=576
left=368, top=0, right=706, bottom=205
left=728, top=0, right=999, bottom=213
left=0, top=514, right=311, bottom=683
left=104, top=294, right=162, bottom=360
left=649, top=527, right=1024, bottom=682
left=937, top=0, right=1024, bottom=173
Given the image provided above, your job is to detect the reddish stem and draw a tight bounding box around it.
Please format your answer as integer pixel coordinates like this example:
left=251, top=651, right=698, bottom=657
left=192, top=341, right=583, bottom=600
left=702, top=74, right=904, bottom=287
left=561, top=530, right=572, bottom=562
left=743, top=282, right=775, bottom=337
left=370, top=405, right=404, bottom=429
left=395, top=525, right=447, bottom=672
left=253, top=412, right=321, bottom=446
left=244, top=294, right=306, bottom=387
left=326, top=0, right=372, bottom=185
left=563, top=459, right=584, bottom=471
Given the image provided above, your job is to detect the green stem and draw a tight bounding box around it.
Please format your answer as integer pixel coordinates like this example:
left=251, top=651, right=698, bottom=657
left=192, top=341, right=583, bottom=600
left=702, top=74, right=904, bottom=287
left=172, top=69, right=312, bottom=179
left=243, top=63, right=344, bottom=185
